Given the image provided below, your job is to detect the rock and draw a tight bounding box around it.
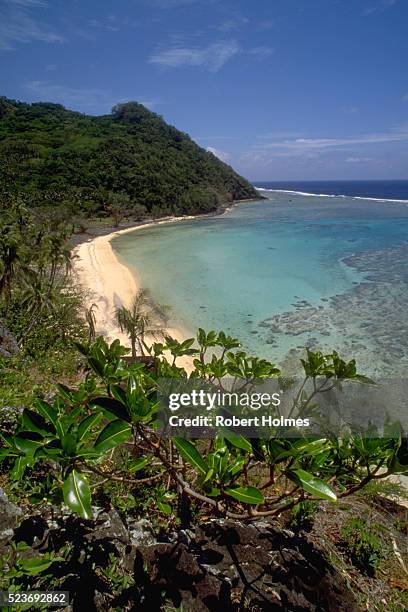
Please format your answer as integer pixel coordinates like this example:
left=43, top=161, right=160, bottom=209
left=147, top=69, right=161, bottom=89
left=0, top=405, right=24, bottom=435
left=132, top=519, right=359, bottom=611
left=4, top=511, right=360, bottom=611
left=0, top=320, right=19, bottom=357
left=0, top=487, right=22, bottom=546
left=128, top=518, right=156, bottom=547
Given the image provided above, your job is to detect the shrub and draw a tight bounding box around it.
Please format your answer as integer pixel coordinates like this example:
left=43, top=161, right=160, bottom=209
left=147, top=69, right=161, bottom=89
left=0, top=330, right=406, bottom=523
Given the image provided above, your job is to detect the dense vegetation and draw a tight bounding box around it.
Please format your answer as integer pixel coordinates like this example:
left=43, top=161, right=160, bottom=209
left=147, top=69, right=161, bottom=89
left=0, top=102, right=407, bottom=609
left=0, top=97, right=258, bottom=220
left=2, top=331, right=407, bottom=521
left=1, top=329, right=408, bottom=609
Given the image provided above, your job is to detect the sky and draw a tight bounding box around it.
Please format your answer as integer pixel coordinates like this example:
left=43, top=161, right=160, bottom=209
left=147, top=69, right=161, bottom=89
left=0, top=0, right=407, bottom=181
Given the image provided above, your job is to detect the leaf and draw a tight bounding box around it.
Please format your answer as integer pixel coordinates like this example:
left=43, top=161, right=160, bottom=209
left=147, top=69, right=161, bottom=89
left=157, top=501, right=172, bottom=515
left=56, top=383, right=75, bottom=402
left=11, top=456, right=29, bottom=480
left=220, top=428, right=252, bottom=453
left=18, top=554, right=64, bottom=576
left=173, top=438, right=208, bottom=476
left=289, top=469, right=337, bottom=502
left=129, top=457, right=149, bottom=473
left=94, top=419, right=132, bottom=452
left=77, top=413, right=102, bottom=443
left=63, top=469, right=92, bottom=519
left=14, top=434, right=44, bottom=456
left=35, top=399, right=60, bottom=434
left=225, top=486, right=264, bottom=505
left=61, top=433, right=77, bottom=456
left=91, top=396, right=130, bottom=422
left=202, top=468, right=214, bottom=485
left=88, top=356, right=104, bottom=377
left=21, top=409, right=51, bottom=436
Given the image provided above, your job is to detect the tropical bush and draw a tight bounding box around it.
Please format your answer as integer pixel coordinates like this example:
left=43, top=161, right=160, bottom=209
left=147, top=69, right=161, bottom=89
left=1, top=330, right=406, bottom=522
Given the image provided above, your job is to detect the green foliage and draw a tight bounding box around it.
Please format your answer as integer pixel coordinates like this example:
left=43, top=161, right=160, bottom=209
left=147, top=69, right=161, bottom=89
left=1, top=329, right=406, bottom=524
left=115, top=288, right=167, bottom=357
left=0, top=98, right=258, bottom=219
left=0, top=191, right=86, bottom=371
left=0, top=541, right=68, bottom=611
left=340, top=516, right=386, bottom=575
left=288, top=500, right=319, bottom=531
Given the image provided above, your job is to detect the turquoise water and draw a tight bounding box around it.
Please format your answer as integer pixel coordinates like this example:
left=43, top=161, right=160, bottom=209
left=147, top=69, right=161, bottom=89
left=112, top=191, right=408, bottom=376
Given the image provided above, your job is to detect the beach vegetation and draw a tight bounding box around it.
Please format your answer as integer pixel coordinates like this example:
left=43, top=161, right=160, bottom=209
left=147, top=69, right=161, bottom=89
left=1, top=330, right=406, bottom=524
left=114, top=289, right=168, bottom=357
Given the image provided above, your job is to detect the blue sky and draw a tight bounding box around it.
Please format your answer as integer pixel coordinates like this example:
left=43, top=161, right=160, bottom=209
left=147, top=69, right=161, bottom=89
left=0, top=0, right=407, bottom=180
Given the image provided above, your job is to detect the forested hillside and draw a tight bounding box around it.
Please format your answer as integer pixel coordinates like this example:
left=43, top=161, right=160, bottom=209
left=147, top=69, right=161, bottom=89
left=0, top=97, right=257, bottom=218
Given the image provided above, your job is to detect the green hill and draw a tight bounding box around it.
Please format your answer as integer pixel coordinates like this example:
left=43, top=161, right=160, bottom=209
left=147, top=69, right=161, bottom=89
left=0, top=97, right=258, bottom=218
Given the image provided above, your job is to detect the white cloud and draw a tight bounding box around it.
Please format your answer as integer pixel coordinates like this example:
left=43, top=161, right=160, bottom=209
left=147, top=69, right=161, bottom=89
left=249, top=46, right=274, bottom=60
left=149, top=40, right=239, bottom=72
left=0, top=0, right=64, bottom=51
left=240, top=126, right=408, bottom=168
left=24, top=81, right=159, bottom=113
left=253, top=126, right=408, bottom=156
left=206, top=146, right=231, bottom=162
left=363, top=0, right=399, bottom=15
left=217, top=17, right=249, bottom=33
left=88, top=17, right=119, bottom=32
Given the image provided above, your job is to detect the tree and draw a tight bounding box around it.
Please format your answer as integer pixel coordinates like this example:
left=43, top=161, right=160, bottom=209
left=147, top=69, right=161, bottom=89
left=115, top=289, right=167, bottom=357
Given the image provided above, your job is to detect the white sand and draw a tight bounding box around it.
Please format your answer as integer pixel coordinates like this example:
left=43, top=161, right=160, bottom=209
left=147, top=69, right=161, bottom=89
left=72, top=217, right=195, bottom=350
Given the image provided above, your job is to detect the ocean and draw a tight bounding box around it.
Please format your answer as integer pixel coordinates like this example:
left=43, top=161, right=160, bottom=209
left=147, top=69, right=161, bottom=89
left=253, top=180, right=408, bottom=201
left=112, top=180, right=408, bottom=377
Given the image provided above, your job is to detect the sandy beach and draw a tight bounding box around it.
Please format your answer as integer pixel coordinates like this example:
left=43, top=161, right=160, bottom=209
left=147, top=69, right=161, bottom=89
left=72, top=217, right=196, bottom=351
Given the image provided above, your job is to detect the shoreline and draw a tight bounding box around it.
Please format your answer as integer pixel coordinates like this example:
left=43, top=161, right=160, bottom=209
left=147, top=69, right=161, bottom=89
left=71, top=198, right=261, bottom=355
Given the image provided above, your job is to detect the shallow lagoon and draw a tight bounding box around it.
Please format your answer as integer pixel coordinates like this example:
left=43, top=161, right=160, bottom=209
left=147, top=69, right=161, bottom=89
left=112, top=192, right=408, bottom=376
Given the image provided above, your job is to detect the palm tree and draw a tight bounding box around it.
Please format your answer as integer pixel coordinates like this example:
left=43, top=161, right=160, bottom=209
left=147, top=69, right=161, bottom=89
left=115, top=289, right=167, bottom=357
left=85, top=303, right=98, bottom=342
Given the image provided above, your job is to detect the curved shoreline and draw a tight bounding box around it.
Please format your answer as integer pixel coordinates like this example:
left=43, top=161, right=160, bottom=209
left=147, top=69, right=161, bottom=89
left=72, top=215, right=203, bottom=348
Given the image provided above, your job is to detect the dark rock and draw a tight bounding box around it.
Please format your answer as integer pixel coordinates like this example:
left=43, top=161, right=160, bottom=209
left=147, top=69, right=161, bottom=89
left=131, top=519, right=359, bottom=611
left=0, top=405, right=24, bottom=435
left=5, top=511, right=359, bottom=611
left=0, top=320, right=19, bottom=357
left=0, top=487, right=22, bottom=547
left=128, top=518, right=156, bottom=547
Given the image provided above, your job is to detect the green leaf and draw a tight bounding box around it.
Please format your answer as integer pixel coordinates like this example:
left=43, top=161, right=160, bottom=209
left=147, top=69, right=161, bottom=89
left=225, top=486, right=264, bottom=505
left=14, top=435, right=44, bottom=456
left=173, top=438, right=208, bottom=476
left=21, top=409, right=51, bottom=436
left=157, top=501, right=172, bottom=515
left=77, top=413, right=102, bottom=444
left=11, top=456, right=29, bottom=480
left=35, top=399, right=59, bottom=434
left=19, top=556, right=59, bottom=576
left=56, top=384, right=75, bottom=402
left=289, top=469, right=337, bottom=502
left=220, top=428, right=252, bottom=453
left=63, top=469, right=92, bottom=519
left=61, top=433, right=77, bottom=456
left=94, top=419, right=132, bottom=452
left=91, top=396, right=130, bottom=422
left=202, top=468, right=214, bottom=485
left=129, top=457, right=149, bottom=473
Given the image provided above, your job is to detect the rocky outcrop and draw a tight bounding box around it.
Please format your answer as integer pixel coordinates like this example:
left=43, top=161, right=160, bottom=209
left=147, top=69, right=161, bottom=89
left=7, top=509, right=358, bottom=611
left=0, top=487, right=22, bottom=548
left=0, top=320, right=19, bottom=358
